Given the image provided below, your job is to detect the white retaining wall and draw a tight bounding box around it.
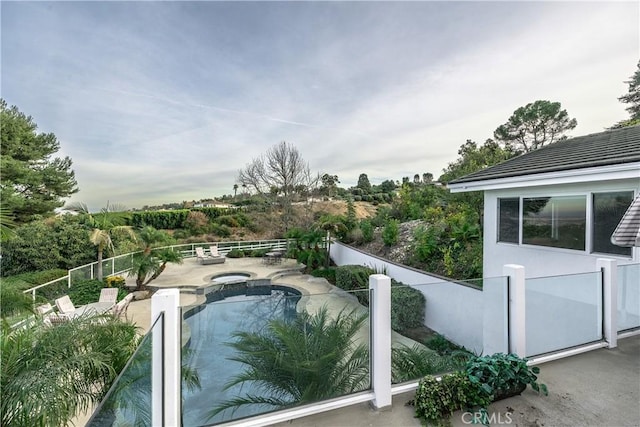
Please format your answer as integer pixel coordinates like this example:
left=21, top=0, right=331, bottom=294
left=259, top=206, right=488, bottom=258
left=330, top=242, right=484, bottom=353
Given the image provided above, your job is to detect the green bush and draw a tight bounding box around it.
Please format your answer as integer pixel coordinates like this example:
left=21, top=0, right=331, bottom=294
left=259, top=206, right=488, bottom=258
left=382, top=219, right=399, bottom=246
left=335, top=265, right=373, bottom=292
left=226, top=249, right=245, bottom=258
left=465, top=353, right=548, bottom=400
left=310, top=267, right=337, bottom=284
left=413, top=372, right=491, bottom=425
left=334, top=266, right=425, bottom=332
left=216, top=215, right=240, bottom=228
left=1, top=269, right=68, bottom=291
left=211, top=223, right=232, bottom=237
left=391, top=286, right=425, bottom=332
left=360, top=219, right=374, bottom=243
left=68, top=279, right=128, bottom=306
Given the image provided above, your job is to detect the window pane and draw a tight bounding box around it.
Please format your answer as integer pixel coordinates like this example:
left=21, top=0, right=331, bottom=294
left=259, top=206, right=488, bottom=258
left=498, top=198, right=519, bottom=243
left=523, top=196, right=586, bottom=250
left=592, top=191, right=634, bottom=256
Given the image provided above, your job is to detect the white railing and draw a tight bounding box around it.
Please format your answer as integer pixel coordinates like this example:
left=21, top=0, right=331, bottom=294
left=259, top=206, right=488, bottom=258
left=23, top=239, right=294, bottom=301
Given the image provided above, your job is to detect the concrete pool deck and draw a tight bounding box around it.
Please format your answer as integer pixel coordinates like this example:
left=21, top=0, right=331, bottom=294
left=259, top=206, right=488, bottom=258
left=93, top=257, right=640, bottom=427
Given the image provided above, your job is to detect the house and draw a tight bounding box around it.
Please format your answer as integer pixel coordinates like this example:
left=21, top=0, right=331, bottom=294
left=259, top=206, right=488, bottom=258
left=448, top=125, right=640, bottom=278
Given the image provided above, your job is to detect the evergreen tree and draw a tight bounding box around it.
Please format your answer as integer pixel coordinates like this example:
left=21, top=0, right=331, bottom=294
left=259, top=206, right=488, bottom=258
left=494, top=100, right=577, bottom=153
left=1, top=99, right=78, bottom=223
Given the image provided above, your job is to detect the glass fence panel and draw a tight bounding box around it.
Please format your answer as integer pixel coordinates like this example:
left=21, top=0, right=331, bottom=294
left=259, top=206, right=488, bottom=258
left=102, top=258, right=114, bottom=277
left=86, top=314, right=161, bottom=427
left=390, top=282, right=470, bottom=384
left=482, top=277, right=509, bottom=355
left=618, top=263, right=640, bottom=332
left=34, top=277, right=69, bottom=302
left=70, top=265, right=93, bottom=285
left=113, top=254, right=133, bottom=274
left=181, top=285, right=370, bottom=426
left=525, top=271, right=602, bottom=357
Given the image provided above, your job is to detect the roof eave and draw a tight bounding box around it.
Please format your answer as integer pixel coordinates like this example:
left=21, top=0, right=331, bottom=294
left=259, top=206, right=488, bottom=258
left=448, top=162, right=640, bottom=193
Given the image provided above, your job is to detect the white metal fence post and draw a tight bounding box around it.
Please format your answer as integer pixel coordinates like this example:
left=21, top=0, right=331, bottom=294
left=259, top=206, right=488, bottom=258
left=369, top=274, right=392, bottom=410
left=597, top=258, right=618, bottom=349
left=503, top=264, right=526, bottom=358
left=151, top=289, right=181, bottom=427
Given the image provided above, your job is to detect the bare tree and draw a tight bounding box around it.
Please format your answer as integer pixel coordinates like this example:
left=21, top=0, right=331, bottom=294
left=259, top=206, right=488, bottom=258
left=237, top=141, right=318, bottom=230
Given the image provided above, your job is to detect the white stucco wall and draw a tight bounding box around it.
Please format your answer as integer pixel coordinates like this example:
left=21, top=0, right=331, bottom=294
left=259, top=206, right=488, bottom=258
left=483, top=178, right=639, bottom=278
left=330, top=242, right=484, bottom=353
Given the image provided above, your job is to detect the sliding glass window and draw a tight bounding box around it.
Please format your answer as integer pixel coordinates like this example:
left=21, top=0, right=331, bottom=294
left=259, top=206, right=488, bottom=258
left=498, top=198, right=520, bottom=243
left=522, top=196, right=586, bottom=250
left=592, top=191, right=634, bottom=256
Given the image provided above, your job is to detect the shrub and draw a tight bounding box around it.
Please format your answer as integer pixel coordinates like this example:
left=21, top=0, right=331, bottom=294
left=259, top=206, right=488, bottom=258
left=211, top=223, right=232, bottom=238
left=1, top=269, right=68, bottom=291
left=413, top=372, right=491, bottom=425
left=68, top=279, right=128, bottom=305
left=226, top=249, right=245, bottom=258
left=391, top=286, right=425, bottom=332
left=310, top=267, right=337, bottom=284
left=359, top=219, right=374, bottom=243
left=465, top=353, right=548, bottom=401
left=105, top=275, right=126, bottom=288
left=382, top=219, right=399, bottom=246
left=335, top=265, right=373, bottom=292
left=392, top=344, right=464, bottom=383
left=216, top=215, right=240, bottom=228
left=184, top=211, right=210, bottom=235
left=334, top=266, right=425, bottom=332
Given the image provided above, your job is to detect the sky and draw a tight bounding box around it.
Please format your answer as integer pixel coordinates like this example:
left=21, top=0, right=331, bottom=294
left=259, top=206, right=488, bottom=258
left=1, top=1, right=638, bottom=212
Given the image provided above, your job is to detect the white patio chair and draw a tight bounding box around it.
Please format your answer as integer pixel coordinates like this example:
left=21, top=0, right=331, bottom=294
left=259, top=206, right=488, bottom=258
left=99, top=288, right=119, bottom=304
left=55, top=295, right=76, bottom=315
left=36, top=303, right=53, bottom=315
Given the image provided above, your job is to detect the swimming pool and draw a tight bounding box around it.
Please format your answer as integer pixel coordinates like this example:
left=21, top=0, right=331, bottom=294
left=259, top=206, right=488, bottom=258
left=182, top=282, right=301, bottom=426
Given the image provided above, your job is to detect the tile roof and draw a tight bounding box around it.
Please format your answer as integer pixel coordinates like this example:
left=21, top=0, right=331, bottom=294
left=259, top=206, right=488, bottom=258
left=449, top=125, right=640, bottom=184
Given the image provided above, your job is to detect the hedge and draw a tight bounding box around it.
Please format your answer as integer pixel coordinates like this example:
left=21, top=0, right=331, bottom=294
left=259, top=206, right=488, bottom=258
left=333, top=265, right=426, bottom=333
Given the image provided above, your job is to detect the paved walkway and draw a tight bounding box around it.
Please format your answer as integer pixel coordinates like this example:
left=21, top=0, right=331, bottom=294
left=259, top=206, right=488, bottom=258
left=84, top=258, right=640, bottom=426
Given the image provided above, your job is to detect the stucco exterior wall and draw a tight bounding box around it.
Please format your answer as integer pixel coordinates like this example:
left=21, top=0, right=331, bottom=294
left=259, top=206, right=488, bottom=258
left=330, top=242, right=484, bottom=353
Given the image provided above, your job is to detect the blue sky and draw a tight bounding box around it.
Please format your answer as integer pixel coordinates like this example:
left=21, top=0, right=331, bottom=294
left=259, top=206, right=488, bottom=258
left=2, top=1, right=638, bottom=211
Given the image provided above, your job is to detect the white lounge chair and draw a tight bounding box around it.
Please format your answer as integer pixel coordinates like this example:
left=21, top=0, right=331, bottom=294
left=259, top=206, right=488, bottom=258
left=44, top=312, right=68, bottom=326
left=36, top=303, right=53, bottom=315
left=196, top=247, right=225, bottom=265
left=55, top=295, right=76, bottom=315
left=99, top=288, right=119, bottom=305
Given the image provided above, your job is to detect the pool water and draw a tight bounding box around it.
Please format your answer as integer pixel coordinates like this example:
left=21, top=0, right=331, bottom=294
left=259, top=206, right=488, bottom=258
left=182, top=285, right=300, bottom=426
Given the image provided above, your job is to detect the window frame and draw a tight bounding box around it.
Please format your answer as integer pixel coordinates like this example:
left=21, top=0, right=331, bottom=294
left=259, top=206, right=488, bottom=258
left=495, top=189, right=636, bottom=259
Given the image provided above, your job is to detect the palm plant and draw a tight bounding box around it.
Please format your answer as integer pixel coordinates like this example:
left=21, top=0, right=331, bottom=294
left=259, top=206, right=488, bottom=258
left=66, top=202, right=136, bottom=280
left=0, top=284, right=36, bottom=324
left=1, top=314, right=139, bottom=427
left=316, top=215, right=348, bottom=267
left=129, top=226, right=183, bottom=291
left=210, top=306, right=369, bottom=419
left=391, top=344, right=465, bottom=384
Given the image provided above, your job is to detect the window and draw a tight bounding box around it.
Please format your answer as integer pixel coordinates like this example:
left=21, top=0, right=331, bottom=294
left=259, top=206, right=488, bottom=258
left=592, top=191, right=634, bottom=256
left=498, top=198, right=519, bottom=243
left=522, top=196, right=586, bottom=250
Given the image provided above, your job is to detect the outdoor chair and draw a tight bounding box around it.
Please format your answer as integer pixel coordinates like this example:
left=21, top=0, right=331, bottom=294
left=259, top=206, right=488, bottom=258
left=196, top=247, right=225, bottom=265
left=44, top=313, right=68, bottom=326
left=99, top=287, right=119, bottom=305
left=55, top=295, right=76, bottom=315
left=36, top=303, right=53, bottom=315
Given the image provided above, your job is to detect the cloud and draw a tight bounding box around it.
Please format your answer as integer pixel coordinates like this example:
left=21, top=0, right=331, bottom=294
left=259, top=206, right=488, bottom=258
left=1, top=1, right=637, bottom=211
